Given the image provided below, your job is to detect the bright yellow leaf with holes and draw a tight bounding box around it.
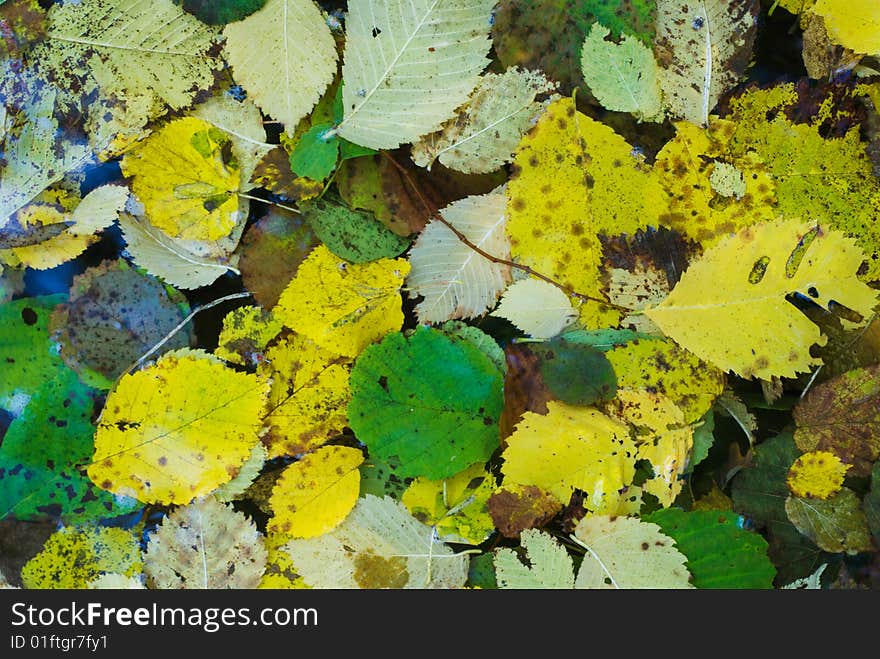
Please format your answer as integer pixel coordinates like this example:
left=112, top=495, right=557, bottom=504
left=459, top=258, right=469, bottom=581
left=787, top=450, right=849, bottom=499
left=401, top=462, right=496, bottom=545
left=120, top=117, right=242, bottom=241
left=605, top=338, right=725, bottom=424
left=501, top=401, right=636, bottom=512
left=645, top=219, right=879, bottom=380
left=506, top=97, right=664, bottom=327
left=274, top=245, right=409, bottom=358
left=259, top=332, right=352, bottom=458
left=20, top=526, right=142, bottom=589
left=215, top=305, right=283, bottom=367
left=655, top=119, right=776, bottom=247
left=268, top=445, right=364, bottom=538
left=88, top=349, right=270, bottom=505
left=608, top=389, right=693, bottom=507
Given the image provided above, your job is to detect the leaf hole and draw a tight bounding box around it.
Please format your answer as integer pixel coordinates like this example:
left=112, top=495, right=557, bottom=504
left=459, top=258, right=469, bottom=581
left=785, top=225, right=820, bottom=279
left=748, top=256, right=770, bottom=284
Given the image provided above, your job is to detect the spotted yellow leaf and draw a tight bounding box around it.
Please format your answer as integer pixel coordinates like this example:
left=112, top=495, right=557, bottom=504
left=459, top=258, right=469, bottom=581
left=786, top=450, right=849, bottom=500
left=274, top=245, right=409, bottom=358
left=215, top=305, right=282, bottom=367
left=121, top=117, right=242, bottom=241
left=88, top=349, right=270, bottom=505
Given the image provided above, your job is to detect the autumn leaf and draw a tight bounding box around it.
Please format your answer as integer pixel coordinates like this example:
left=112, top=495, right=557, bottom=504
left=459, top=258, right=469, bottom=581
left=793, top=364, right=880, bottom=477
left=88, top=349, right=270, bottom=505
left=645, top=219, right=879, bottom=380
left=785, top=488, right=874, bottom=554
left=273, top=244, right=409, bottom=358
left=214, top=305, right=281, bottom=367
left=806, top=0, right=880, bottom=55
left=490, top=278, right=578, bottom=339
left=223, top=0, right=337, bottom=134
left=268, top=445, right=364, bottom=538
left=406, top=188, right=511, bottom=323
left=144, top=496, right=267, bottom=588
left=786, top=451, right=849, bottom=500
left=494, top=528, right=575, bottom=588
left=348, top=326, right=504, bottom=479
left=282, top=494, right=469, bottom=588
left=487, top=485, right=562, bottom=539
left=572, top=515, right=693, bottom=589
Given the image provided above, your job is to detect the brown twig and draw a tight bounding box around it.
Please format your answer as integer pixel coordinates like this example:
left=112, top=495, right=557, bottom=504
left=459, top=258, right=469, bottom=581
left=380, top=151, right=635, bottom=313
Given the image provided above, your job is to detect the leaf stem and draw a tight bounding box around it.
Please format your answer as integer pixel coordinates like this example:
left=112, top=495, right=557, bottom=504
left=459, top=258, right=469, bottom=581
left=238, top=192, right=301, bottom=214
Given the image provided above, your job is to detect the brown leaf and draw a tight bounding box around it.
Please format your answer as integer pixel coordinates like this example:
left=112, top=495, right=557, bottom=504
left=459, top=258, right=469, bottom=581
left=487, top=485, right=562, bottom=539
left=499, top=342, right=552, bottom=442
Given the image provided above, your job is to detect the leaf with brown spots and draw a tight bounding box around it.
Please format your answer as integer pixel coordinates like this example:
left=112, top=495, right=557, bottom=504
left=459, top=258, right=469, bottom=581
left=487, top=484, right=562, bottom=539
left=793, top=364, right=880, bottom=477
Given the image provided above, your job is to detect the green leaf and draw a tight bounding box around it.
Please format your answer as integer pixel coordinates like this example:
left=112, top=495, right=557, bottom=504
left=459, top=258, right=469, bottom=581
left=180, top=0, right=267, bottom=25
left=556, top=328, right=649, bottom=351
left=0, top=368, right=140, bottom=522
left=300, top=196, right=411, bottom=263
left=647, top=508, right=776, bottom=588
left=439, top=321, right=506, bottom=375
left=865, top=462, right=880, bottom=546
left=0, top=295, right=66, bottom=406
left=288, top=123, right=339, bottom=181
left=731, top=431, right=800, bottom=532
left=467, top=552, right=498, bottom=589
left=348, top=326, right=505, bottom=479
left=686, top=409, right=714, bottom=474
left=531, top=339, right=617, bottom=406
left=340, top=139, right=377, bottom=162
left=785, top=489, right=874, bottom=554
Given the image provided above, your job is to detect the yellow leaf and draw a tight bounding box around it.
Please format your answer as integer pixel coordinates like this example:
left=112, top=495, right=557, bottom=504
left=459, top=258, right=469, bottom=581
left=500, top=401, right=636, bottom=512
left=490, top=278, right=578, bottom=339
left=506, top=97, right=665, bottom=327
left=645, top=219, right=880, bottom=379
left=274, top=245, right=409, bottom=358
left=121, top=117, right=242, bottom=241
left=605, top=337, right=725, bottom=424
left=215, top=305, right=283, bottom=366
left=786, top=450, right=849, bottom=499
left=268, top=445, right=364, bottom=538
left=21, top=526, right=142, bottom=589
left=401, top=463, right=496, bottom=545
left=655, top=119, right=776, bottom=248
left=812, top=0, right=880, bottom=55
left=259, top=532, right=311, bottom=589
left=608, top=389, right=694, bottom=507
left=88, top=349, right=270, bottom=505
left=260, top=333, right=352, bottom=458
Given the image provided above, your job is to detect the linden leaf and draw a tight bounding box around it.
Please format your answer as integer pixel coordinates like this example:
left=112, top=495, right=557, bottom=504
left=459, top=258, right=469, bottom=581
left=260, top=333, right=352, bottom=459
left=494, top=528, right=575, bottom=588
left=811, top=0, right=880, bottom=55
left=121, top=117, right=242, bottom=242
left=411, top=67, right=559, bottom=174
left=283, top=494, right=469, bottom=588
left=785, top=488, right=874, bottom=554
left=215, top=305, right=282, bottom=367
left=490, top=278, right=578, bottom=339
left=645, top=219, right=880, bottom=380
left=268, top=445, right=364, bottom=538
left=572, top=516, right=693, bottom=589
left=401, top=463, right=496, bottom=545
left=348, top=326, right=505, bottom=479
left=647, top=508, right=776, bottom=588
left=604, top=337, right=725, bottom=424
left=654, top=0, right=760, bottom=126
left=144, top=496, right=267, bottom=588
left=506, top=97, right=665, bottom=327
left=580, top=22, right=663, bottom=122
left=50, top=260, right=192, bottom=389
left=500, top=400, right=637, bottom=511
left=793, top=364, right=880, bottom=477
left=273, top=245, right=409, bottom=358
left=88, top=349, right=269, bottom=505
left=407, top=188, right=511, bottom=324
left=786, top=451, right=849, bottom=500
left=20, top=526, right=142, bottom=589
left=335, top=0, right=495, bottom=149
left=223, top=0, right=337, bottom=134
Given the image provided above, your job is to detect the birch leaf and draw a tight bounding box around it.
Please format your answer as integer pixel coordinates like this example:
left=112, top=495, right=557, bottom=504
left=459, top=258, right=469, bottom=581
left=655, top=0, right=759, bottom=126
left=494, top=528, right=575, bottom=588
left=335, top=0, right=496, bottom=149
left=223, top=0, right=338, bottom=134
left=274, top=245, right=409, bottom=358
left=580, top=22, right=663, bottom=121
left=214, top=305, right=282, bottom=367
left=573, top=516, right=693, bottom=589
left=491, top=278, right=578, bottom=339
left=88, top=349, right=270, bottom=505
left=283, top=494, right=469, bottom=588
left=811, top=0, right=880, bottom=55
left=411, top=67, right=558, bottom=174
left=144, top=496, right=267, bottom=588
left=645, top=219, right=880, bottom=380
left=407, top=189, right=511, bottom=323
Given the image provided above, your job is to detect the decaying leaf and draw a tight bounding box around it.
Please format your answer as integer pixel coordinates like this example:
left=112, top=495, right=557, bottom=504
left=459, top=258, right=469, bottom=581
left=785, top=488, right=874, bottom=554
left=144, top=496, right=267, bottom=588
left=487, top=484, right=562, bottom=539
